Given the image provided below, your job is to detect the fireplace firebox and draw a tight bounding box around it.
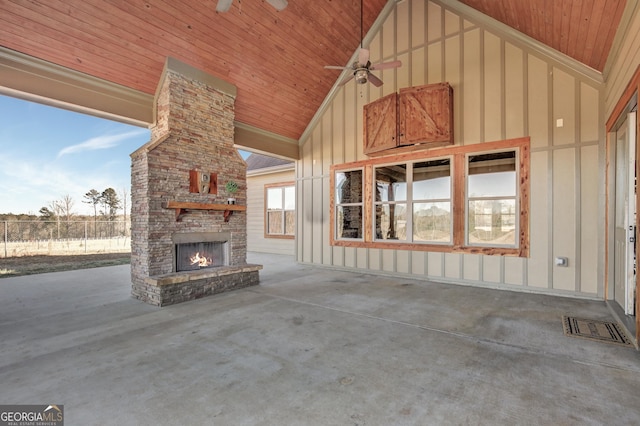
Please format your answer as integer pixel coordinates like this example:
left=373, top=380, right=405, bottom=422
left=172, top=232, right=230, bottom=272
left=176, top=241, right=227, bottom=271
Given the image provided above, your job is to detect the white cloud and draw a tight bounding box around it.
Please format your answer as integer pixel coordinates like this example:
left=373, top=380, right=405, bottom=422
left=0, top=153, right=131, bottom=215
left=57, top=130, right=146, bottom=158
left=0, top=156, right=85, bottom=212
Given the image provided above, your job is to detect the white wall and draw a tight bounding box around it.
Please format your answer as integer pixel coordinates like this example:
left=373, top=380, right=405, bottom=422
left=296, top=0, right=605, bottom=298
left=247, top=168, right=295, bottom=255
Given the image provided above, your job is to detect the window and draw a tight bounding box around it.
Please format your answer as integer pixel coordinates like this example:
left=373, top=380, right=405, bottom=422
left=373, top=160, right=453, bottom=244
left=335, top=169, right=364, bottom=240
left=374, top=164, right=407, bottom=240
left=330, top=137, right=529, bottom=256
left=413, top=158, right=452, bottom=244
left=372, top=158, right=454, bottom=245
left=265, top=183, right=295, bottom=238
left=467, top=151, right=517, bottom=246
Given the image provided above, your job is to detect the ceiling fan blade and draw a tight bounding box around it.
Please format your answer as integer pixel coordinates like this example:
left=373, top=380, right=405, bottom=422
left=216, top=0, right=233, bottom=12
left=325, top=65, right=350, bottom=70
left=339, top=74, right=355, bottom=86
left=368, top=73, right=383, bottom=87
left=266, top=0, right=288, bottom=11
left=358, top=48, right=370, bottom=66
left=370, top=60, right=402, bottom=71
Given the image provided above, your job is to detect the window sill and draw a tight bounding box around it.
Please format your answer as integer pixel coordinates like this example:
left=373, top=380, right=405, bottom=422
left=331, top=239, right=527, bottom=257
left=264, top=234, right=295, bottom=240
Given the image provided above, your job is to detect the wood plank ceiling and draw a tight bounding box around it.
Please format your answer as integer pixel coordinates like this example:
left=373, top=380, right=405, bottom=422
left=0, top=0, right=387, bottom=140
left=0, top=0, right=627, bottom=141
left=458, top=0, right=627, bottom=72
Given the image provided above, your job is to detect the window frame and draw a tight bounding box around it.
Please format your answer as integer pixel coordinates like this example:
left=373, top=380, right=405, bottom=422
left=410, top=157, right=454, bottom=245
left=465, top=150, right=519, bottom=248
left=329, top=137, right=529, bottom=256
left=264, top=182, right=295, bottom=239
left=373, top=162, right=409, bottom=243
left=332, top=167, right=366, bottom=241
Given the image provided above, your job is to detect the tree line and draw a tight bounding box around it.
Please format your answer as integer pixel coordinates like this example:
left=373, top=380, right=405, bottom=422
left=1, top=188, right=128, bottom=222
left=1, top=188, right=129, bottom=241
left=35, top=188, right=127, bottom=222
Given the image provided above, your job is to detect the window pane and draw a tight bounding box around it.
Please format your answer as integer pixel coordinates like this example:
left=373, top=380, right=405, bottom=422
left=267, top=188, right=283, bottom=209
left=468, top=199, right=516, bottom=245
left=468, top=172, right=516, bottom=197
left=284, top=186, right=295, bottom=210
left=413, top=159, right=451, bottom=200
left=468, top=151, right=516, bottom=197
left=285, top=211, right=295, bottom=235
left=375, top=165, right=407, bottom=201
left=375, top=203, right=407, bottom=240
left=268, top=211, right=283, bottom=234
left=336, top=170, right=363, bottom=204
left=337, top=205, right=363, bottom=239
left=413, top=202, right=451, bottom=243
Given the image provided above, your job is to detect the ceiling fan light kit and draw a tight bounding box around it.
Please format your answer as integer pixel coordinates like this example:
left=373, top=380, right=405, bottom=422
left=355, top=69, right=369, bottom=85
left=324, top=0, right=402, bottom=86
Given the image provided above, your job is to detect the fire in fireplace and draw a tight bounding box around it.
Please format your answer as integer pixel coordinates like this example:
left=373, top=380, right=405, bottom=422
left=172, top=232, right=230, bottom=272
left=176, top=241, right=226, bottom=271
left=190, top=251, right=212, bottom=268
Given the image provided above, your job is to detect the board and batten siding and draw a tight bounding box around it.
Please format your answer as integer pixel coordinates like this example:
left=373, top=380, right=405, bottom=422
left=297, top=0, right=605, bottom=298
left=247, top=169, right=295, bottom=255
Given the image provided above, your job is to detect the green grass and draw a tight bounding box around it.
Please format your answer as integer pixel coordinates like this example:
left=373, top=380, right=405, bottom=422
left=0, top=253, right=131, bottom=278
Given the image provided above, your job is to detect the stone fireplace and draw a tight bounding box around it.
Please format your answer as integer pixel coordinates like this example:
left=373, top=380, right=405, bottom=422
left=130, top=58, right=261, bottom=307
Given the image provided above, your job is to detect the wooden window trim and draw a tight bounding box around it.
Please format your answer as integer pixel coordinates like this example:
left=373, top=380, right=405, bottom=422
left=332, top=168, right=366, bottom=241
left=264, top=182, right=295, bottom=240
left=330, top=137, right=530, bottom=257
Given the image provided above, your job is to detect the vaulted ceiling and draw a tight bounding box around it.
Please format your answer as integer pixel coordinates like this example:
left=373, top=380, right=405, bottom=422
left=0, top=0, right=628, bottom=144
left=458, top=0, right=627, bottom=72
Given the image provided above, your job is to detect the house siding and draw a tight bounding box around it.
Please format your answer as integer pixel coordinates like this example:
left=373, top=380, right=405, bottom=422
left=247, top=169, right=295, bottom=255
left=296, top=0, right=605, bottom=298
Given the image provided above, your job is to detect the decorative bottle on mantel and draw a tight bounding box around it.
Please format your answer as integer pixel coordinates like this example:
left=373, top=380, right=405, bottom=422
left=225, top=180, right=238, bottom=204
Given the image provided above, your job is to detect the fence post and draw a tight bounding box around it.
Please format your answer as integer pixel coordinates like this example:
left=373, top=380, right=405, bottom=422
left=84, top=220, right=88, bottom=253
left=3, top=221, right=7, bottom=258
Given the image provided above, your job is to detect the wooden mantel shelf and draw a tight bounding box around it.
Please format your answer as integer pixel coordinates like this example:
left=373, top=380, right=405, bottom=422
left=166, top=201, right=246, bottom=222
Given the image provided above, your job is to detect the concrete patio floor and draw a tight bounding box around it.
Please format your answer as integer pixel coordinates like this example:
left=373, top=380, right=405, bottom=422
left=1, top=252, right=639, bottom=425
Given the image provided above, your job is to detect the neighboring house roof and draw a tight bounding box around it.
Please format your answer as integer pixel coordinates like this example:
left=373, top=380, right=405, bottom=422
left=246, top=154, right=294, bottom=172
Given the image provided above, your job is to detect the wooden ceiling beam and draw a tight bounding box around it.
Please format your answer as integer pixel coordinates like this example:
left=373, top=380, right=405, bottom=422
left=0, top=46, right=153, bottom=126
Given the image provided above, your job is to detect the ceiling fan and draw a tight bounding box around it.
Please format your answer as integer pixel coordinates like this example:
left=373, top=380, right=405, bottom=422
left=216, top=0, right=288, bottom=13
left=324, top=0, right=401, bottom=87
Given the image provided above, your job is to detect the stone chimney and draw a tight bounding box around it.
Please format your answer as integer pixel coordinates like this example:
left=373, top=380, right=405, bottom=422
left=130, top=58, right=261, bottom=306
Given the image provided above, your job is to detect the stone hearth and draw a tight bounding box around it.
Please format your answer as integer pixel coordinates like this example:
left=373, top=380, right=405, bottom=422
left=130, top=58, right=261, bottom=307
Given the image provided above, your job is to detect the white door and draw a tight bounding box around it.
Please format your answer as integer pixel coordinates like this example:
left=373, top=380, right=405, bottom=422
left=614, top=111, right=637, bottom=316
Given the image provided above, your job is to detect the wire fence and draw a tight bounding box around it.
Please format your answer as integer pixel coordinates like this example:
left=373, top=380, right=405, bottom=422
left=1, top=220, right=131, bottom=258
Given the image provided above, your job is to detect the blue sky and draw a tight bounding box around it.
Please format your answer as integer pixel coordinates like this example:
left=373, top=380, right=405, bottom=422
left=0, top=95, right=252, bottom=216
left=0, top=95, right=150, bottom=215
